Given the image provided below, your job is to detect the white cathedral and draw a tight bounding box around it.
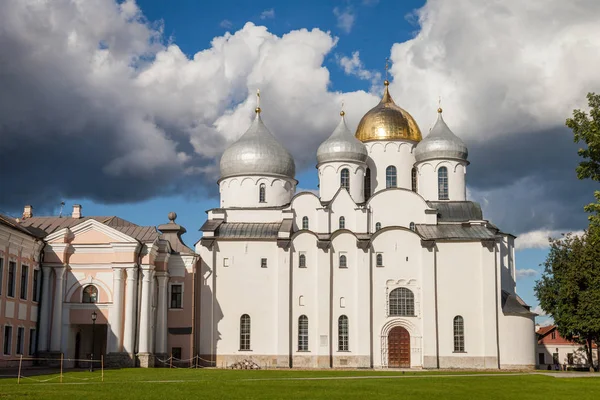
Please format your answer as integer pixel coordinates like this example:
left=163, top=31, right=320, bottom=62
left=196, top=81, right=536, bottom=369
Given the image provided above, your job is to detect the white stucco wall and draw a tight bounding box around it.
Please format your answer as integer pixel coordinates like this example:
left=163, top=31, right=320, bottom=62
left=416, top=160, right=467, bottom=201
left=364, top=140, right=417, bottom=195
left=318, top=162, right=366, bottom=203
left=219, top=176, right=296, bottom=208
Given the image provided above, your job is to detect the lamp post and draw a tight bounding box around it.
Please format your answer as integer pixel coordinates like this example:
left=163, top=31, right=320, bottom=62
left=90, top=311, right=97, bottom=372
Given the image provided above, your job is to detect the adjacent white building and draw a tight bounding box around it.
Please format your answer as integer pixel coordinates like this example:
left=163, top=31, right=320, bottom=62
left=196, top=82, right=536, bottom=369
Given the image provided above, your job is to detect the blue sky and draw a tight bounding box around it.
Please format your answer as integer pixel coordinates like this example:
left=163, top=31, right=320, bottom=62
left=3, top=0, right=597, bottom=324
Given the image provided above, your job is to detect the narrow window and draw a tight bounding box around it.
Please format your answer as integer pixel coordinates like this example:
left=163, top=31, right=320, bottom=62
left=29, top=328, right=36, bottom=356
left=3, top=326, right=12, bottom=355
left=338, top=315, right=349, bottom=351
left=411, top=167, right=418, bottom=192
left=375, top=222, right=382, bottom=232
left=0, top=258, right=3, bottom=295
left=340, top=297, right=346, bottom=308
left=259, top=183, right=266, bottom=203
left=298, top=315, right=309, bottom=351
left=364, top=168, right=371, bottom=199
left=389, top=287, right=415, bottom=316
left=223, top=258, right=230, bottom=267
left=299, top=254, right=306, bottom=268
left=302, top=216, right=309, bottom=230
left=240, top=314, right=251, bottom=350
left=376, top=253, right=383, bottom=267
left=299, top=295, right=305, bottom=306
left=453, top=316, right=465, bottom=352
left=261, top=258, right=268, bottom=268
left=409, top=222, right=415, bottom=231
left=20, top=265, right=28, bottom=300
left=32, top=269, right=40, bottom=302
left=551, top=331, right=556, bottom=340
left=438, top=167, right=449, bottom=200
left=16, top=327, right=24, bottom=355
left=538, top=353, right=545, bottom=365
left=339, top=255, right=347, bottom=268
left=82, top=285, right=98, bottom=304
left=340, top=168, right=350, bottom=192
left=8, top=261, right=16, bottom=297
left=170, top=284, right=183, bottom=309
left=172, top=347, right=182, bottom=359
left=339, top=216, right=345, bottom=230
left=386, top=166, right=397, bottom=188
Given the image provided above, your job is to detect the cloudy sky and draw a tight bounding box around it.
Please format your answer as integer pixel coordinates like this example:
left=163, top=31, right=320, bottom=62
left=1, top=0, right=599, bottom=318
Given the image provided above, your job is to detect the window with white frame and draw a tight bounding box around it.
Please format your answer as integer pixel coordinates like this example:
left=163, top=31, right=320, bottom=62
left=340, top=168, right=350, bottom=192
left=20, top=265, right=28, bottom=300
left=338, top=315, right=349, bottom=351
left=298, top=315, right=309, bottom=351
left=3, top=326, right=12, bottom=355
left=388, top=287, right=415, bottom=316
left=376, top=253, right=383, bottom=267
left=261, top=258, right=267, bottom=268
left=453, top=316, right=465, bottom=352
left=438, top=167, right=449, bottom=200
left=16, top=327, right=24, bottom=355
left=240, top=314, right=251, bottom=351
left=299, top=253, right=307, bottom=268
left=7, top=261, right=16, bottom=297
left=170, top=284, right=183, bottom=309
left=259, top=183, right=266, bottom=203
left=302, top=216, right=309, bottom=230
left=386, top=166, right=397, bottom=188
left=339, top=254, right=347, bottom=268
left=375, top=222, right=381, bottom=232
left=339, top=216, right=345, bottom=230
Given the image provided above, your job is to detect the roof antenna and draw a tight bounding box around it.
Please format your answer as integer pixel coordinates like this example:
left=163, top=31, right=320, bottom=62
left=255, top=89, right=261, bottom=114
left=58, top=201, right=65, bottom=218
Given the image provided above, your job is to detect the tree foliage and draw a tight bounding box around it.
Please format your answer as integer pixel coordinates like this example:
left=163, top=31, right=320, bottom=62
left=535, top=228, right=600, bottom=368
left=567, top=92, right=600, bottom=223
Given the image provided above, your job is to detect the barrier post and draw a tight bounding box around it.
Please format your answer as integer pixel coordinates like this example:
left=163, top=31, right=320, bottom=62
left=17, top=355, right=23, bottom=384
left=170, top=353, right=173, bottom=369
left=195, top=355, right=199, bottom=369
left=101, top=355, right=104, bottom=382
left=60, top=354, right=63, bottom=383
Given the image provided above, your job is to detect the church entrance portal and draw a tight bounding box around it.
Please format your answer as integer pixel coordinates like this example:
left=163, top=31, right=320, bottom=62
left=388, top=326, right=410, bottom=368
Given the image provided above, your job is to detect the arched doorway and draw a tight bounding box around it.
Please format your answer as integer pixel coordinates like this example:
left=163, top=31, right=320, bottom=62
left=388, top=326, right=410, bottom=368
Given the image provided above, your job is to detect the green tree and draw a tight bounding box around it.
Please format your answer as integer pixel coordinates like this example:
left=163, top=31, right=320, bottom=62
left=535, top=229, right=600, bottom=371
left=567, top=92, right=600, bottom=224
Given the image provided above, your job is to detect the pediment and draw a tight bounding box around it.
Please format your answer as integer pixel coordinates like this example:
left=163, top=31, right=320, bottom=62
left=46, top=219, right=138, bottom=244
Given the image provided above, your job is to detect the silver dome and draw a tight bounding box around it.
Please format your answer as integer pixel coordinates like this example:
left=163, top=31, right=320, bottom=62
left=415, top=110, right=468, bottom=163
left=317, top=113, right=368, bottom=164
left=220, top=111, right=296, bottom=180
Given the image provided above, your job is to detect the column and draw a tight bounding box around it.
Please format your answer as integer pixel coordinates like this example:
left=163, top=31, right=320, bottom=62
left=50, top=266, right=66, bottom=352
left=108, top=267, right=125, bottom=353
left=138, top=266, right=153, bottom=354
left=38, top=266, right=53, bottom=352
left=123, top=267, right=138, bottom=354
left=155, top=273, right=169, bottom=355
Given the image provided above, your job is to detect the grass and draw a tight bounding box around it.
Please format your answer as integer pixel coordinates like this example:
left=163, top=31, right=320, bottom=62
left=0, top=368, right=599, bottom=399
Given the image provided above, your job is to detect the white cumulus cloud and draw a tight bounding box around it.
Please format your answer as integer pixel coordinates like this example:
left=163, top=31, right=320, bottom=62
left=333, top=7, right=355, bottom=34
left=337, top=51, right=382, bottom=90
left=515, top=229, right=585, bottom=250
left=515, top=268, right=538, bottom=279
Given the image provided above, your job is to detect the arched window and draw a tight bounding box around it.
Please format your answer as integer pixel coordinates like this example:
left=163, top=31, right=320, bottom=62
left=386, top=166, right=397, bottom=188
left=299, top=254, right=306, bottom=268
left=375, top=222, right=382, bottom=232
left=259, top=183, right=266, bottom=203
left=411, top=167, right=417, bottom=192
left=453, top=316, right=465, bottom=352
left=340, top=168, right=350, bottom=192
left=376, top=253, right=383, bottom=267
left=389, top=287, right=415, bottom=316
left=339, top=216, right=345, bottom=229
left=240, top=314, right=251, bottom=350
left=438, top=167, right=448, bottom=200
left=298, top=315, right=309, bottom=351
left=409, top=222, right=415, bottom=231
left=339, top=255, right=347, bottom=268
left=302, top=216, right=309, bottom=230
left=364, top=168, right=371, bottom=200
left=82, top=285, right=98, bottom=303
left=338, top=315, right=349, bottom=351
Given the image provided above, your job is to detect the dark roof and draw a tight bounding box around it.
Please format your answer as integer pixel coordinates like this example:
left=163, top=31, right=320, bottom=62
left=157, top=221, right=195, bottom=255
left=427, top=201, right=483, bottom=222
left=537, top=325, right=554, bottom=337
left=502, top=290, right=534, bottom=315
left=416, top=224, right=496, bottom=240
left=217, top=222, right=282, bottom=239
left=20, top=216, right=158, bottom=242
left=0, top=214, right=42, bottom=238
left=200, top=219, right=224, bottom=232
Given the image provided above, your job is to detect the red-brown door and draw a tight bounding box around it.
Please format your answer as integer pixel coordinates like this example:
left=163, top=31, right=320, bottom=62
left=388, top=327, right=410, bottom=368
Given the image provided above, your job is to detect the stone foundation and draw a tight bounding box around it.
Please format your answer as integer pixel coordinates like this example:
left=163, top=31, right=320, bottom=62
left=332, top=355, right=370, bottom=368
left=137, top=353, right=155, bottom=368
left=105, top=352, right=134, bottom=368
left=36, top=352, right=63, bottom=367
left=215, top=354, right=290, bottom=369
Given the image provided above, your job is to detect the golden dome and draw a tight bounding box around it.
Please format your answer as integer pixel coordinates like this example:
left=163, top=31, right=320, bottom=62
left=355, top=82, right=422, bottom=142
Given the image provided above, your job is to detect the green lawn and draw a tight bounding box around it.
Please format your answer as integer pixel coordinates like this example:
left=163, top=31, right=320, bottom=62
left=0, top=368, right=598, bottom=399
